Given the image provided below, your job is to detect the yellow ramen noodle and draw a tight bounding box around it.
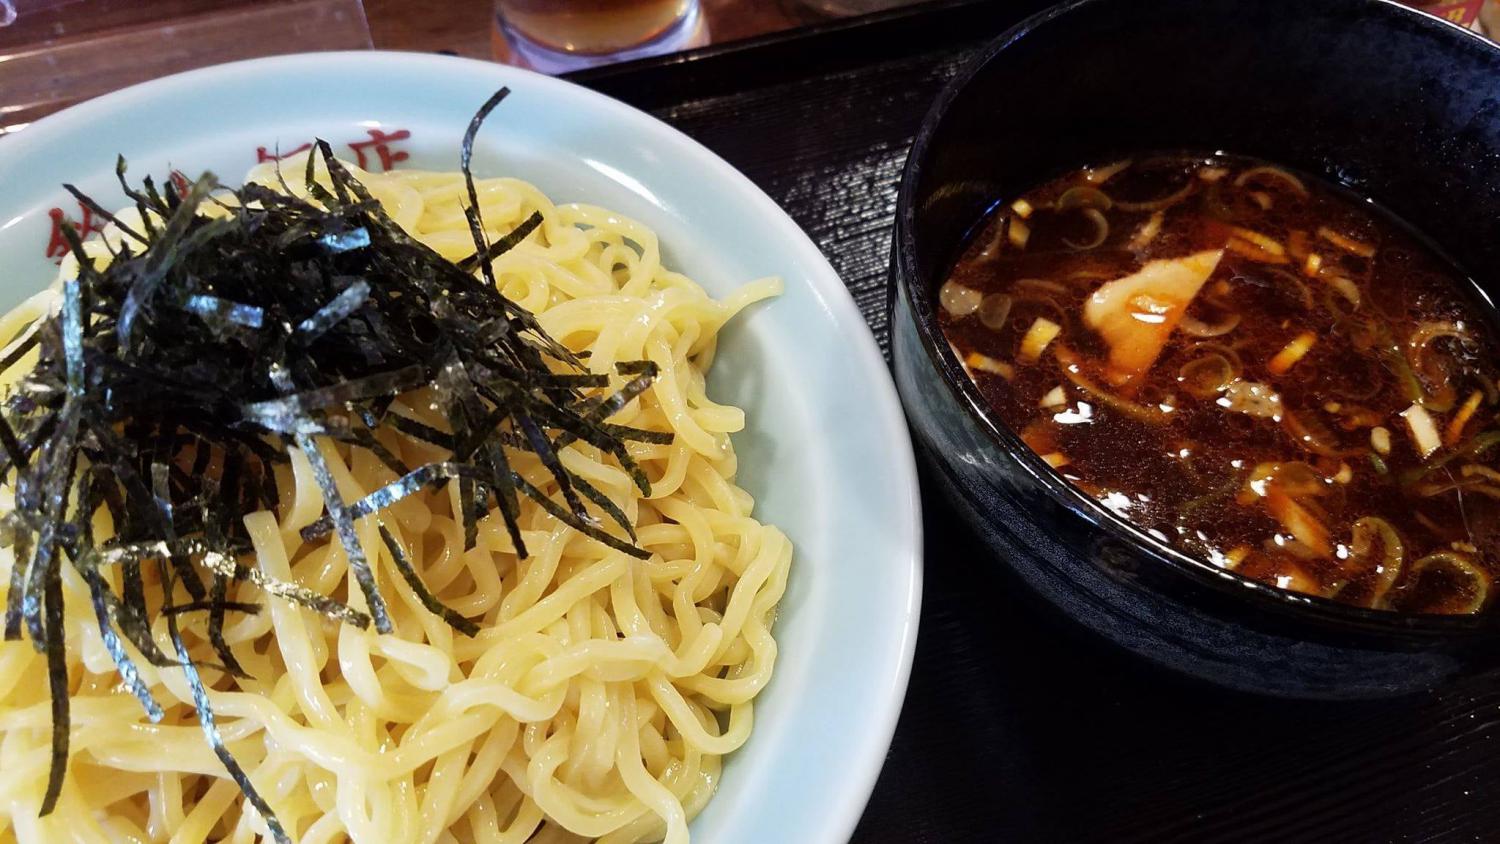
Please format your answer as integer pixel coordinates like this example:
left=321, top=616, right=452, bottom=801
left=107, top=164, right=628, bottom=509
left=0, top=154, right=791, bottom=844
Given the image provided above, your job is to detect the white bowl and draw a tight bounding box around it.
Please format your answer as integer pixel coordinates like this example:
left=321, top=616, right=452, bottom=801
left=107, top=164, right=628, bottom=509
left=0, top=52, right=921, bottom=843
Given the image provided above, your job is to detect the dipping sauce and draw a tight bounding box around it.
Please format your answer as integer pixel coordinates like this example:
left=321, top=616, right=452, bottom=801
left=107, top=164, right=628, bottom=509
left=938, top=153, right=1500, bottom=614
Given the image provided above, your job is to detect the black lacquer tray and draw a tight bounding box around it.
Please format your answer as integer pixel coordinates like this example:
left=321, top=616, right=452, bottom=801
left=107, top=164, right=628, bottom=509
left=571, top=2, right=1500, bottom=840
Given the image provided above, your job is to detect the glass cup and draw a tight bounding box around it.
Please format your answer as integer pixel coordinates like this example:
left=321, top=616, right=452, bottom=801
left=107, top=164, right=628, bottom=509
left=795, top=0, right=923, bottom=14
left=494, top=0, right=706, bottom=73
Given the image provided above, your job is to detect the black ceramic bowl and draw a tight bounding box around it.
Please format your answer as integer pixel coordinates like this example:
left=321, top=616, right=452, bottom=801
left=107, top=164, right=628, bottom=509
left=892, top=0, right=1500, bottom=698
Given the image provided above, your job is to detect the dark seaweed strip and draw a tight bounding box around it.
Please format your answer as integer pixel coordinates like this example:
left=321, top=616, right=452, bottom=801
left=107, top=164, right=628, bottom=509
left=316, top=149, right=415, bottom=252
left=0, top=416, right=57, bottom=481
left=163, top=598, right=260, bottom=617
left=341, top=427, right=411, bottom=478
left=470, top=443, right=527, bottom=558
left=144, top=175, right=173, bottom=213
left=614, top=361, right=658, bottom=376
left=255, top=455, right=280, bottom=513
left=379, top=524, right=479, bottom=636
left=488, top=402, right=638, bottom=541
left=162, top=170, right=183, bottom=209
left=457, top=211, right=543, bottom=273
left=114, top=564, right=177, bottom=668
left=164, top=603, right=290, bottom=844
left=439, top=359, right=531, bottom=556
left=568, top=472, right=636, bottom=542
left=455, top=407, right=526, bottom=460
left=598, top=423, right=674, bottom=445
left=474, top=317, right=511, bottom=348
left=119, top=541, right=149, bottom=631
left=314, top=141, right=354, bottom=206
left=91, top=467, right=128, bottom=532
left=365, top=395, right=395, bottom=423
left=384, top=413, right=456, bottom=450
left=460, top=472, right=479, bottom=551
left=114, top=158, right=162, bottom=240
left=193, top=547, right=370, bottom=629
left=435, top=357, right=486, bottom=552
left=149, top=462, right=175, bottom=534
left=152, top=462, right=208, bottom=605
left=89, top=536, right=364, bottom=628
left=75, top=472, right=169, bottom=707
left=23, top=407, right=80, bottom=650
left=479, top=443, right=527, bottom=558
left=0, top=317, right=42, bottom=372
left=61, top=278, right=85, bottom=396
left=205, top=570, right=248, bottom=677
left=163, top=545, right=208, bottom=604
left=28, top=407, right=82, bottom=808
left=459, top=88, right=512, bottom=297
left=118, top=158, right=171, bottom=219
left=528, top=373, right=612, bottom=390
left=295, top=433, right=391, bottom=633
left=38, top=548, right=68, bottom=815
left=204, top=461, right=250, bottom=680
left=513, top=475, right=648, bottom=559
left=216, top=453, right=243, bottom=538
left=0, top=414, right=26, bottom=473
left=293, top=280, right=370, bottom=345
left=90, top=473, right=176, bottom=671
left=190, top=438, right=214, bottom=481
left=63, top=183, right=146, bottom=246
left=77, top=560, right=164, bottom=721
left=82, top=354, right=225, bottom=407
left=356, top=405, right=382, bottom=431
left=524, top=398, right=651, bottom=495
left=242, top=365, right=428, bottom=432
left=81, top=412, right=140, bottom=465
left=516, top=412, right=588, bottom=523
left=552, top=366, right=669, bottom=455
left=297, top=461, right=482, bottom=541
left=303, top=144, right=340, bottom=207
left=199, top=473, right=250, bottom=679
left=265, top=150, right=299, bottom=198
left=318, top=226, right=371, bottom=254
left=473, top=479, right=494, bottom=534
left=2, top=532, right=25, bottom=639
left=590, top=367, right=658, bottom=420
left=181, top=294, right=265, bottom=331
left=437, top=356, right=485, bottom=451
left=116, top=176, right=215, bottom=346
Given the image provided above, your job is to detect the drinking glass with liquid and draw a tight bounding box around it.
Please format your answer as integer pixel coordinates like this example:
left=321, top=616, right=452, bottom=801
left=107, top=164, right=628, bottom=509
left=494, top=0, right=705, bottom=73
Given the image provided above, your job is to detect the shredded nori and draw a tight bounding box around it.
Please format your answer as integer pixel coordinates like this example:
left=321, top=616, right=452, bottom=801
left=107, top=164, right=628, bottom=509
left=0, top=89, right=668, bottom=838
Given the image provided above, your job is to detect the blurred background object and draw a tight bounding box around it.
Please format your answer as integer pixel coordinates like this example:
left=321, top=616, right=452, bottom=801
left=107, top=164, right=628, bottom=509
left=0, top=0, right=372, bottom=136
left=494, top=0, right=707, bottom=73
left=369, top=0, right=920, bottom=63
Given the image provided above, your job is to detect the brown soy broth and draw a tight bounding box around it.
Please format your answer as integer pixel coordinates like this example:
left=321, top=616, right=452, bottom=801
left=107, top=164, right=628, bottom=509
left=938, top=153, right=1500, bottom=614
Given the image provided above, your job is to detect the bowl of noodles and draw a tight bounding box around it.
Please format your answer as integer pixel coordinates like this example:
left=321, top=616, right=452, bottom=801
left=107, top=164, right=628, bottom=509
left=0, top=53, right=920, bottom=842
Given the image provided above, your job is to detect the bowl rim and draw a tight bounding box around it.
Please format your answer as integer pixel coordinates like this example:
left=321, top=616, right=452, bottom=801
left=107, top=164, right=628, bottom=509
left=894, top=0, right=1500, bottom=637
left=0, top=50, right=924, bottom=842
